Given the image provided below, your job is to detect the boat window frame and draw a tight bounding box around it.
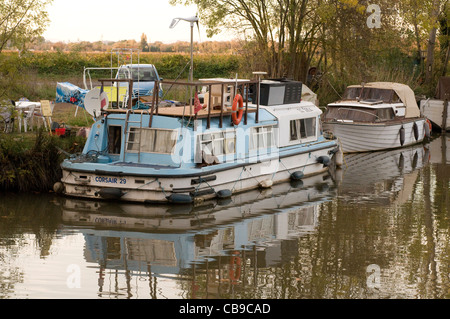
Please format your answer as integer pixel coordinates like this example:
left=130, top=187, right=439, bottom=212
left=376, top=107, right=395, bottom=121
left=323, top=106, right=378, bottom=122
left=342, top=87, right=398, bottom=104
left=127, top=127, right=178, bottom=155
left=107, top=125, right=123, bottom=155
left=198, top=129, right=236, bottom=157
left=249, top=125, right=276, bottom=151
left=289, top=117, right=317, bottom=144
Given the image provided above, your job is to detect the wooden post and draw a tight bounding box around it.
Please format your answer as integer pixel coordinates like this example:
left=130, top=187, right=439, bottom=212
left=256, top=82, right=260, bottom=124
left=442, top=96, right=448, bottom=133
left=128, top=79, right=133, bottom=109
left=155, top=81, right=160, bottom=115
left=207, top=84, right=212, bottom=129
left=149, top=87, right=156, bottom=128
left=244, top=83, right=248, bottom=125
left=219, top=84, right=224, bottom=128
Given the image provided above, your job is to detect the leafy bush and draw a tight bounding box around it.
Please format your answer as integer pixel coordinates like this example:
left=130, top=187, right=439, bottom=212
left=0, top=131, right=85, bottom=192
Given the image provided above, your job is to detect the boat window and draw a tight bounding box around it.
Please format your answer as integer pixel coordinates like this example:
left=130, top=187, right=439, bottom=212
left=376, top=108, right=395, bottom=121
left=199, top=131, right=236, bottom=156
left=391, top=92, right=401, bottom=103
left=127, top=128, right=178, bottom=154
left=289, top=118, right=316, bottom=141
left=250, top=126, right=275, bottom=150
left=360, top=88, right=393, bottom=102
left=323, top=106, right=377, bottom=122
left=342, top=87, right=362, bottom=100
left=108, top=125, right=122, bottom=155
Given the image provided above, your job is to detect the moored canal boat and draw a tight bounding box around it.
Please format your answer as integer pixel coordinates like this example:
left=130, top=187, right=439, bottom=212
left=55, top=77, right=342, bottom=204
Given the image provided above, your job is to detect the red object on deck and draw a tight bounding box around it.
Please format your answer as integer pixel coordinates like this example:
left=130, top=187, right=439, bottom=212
left=54, top=128, right=66, bottom=136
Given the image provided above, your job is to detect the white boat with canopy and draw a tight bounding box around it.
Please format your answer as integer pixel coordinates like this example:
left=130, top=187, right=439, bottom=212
left=322, top=82, right=430, bottom=153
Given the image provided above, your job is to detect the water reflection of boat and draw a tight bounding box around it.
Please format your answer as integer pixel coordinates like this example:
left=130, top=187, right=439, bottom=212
left=59, top=172, right=334, bottom=288
left=428, top=133, right=450, bottom=165
left=334, top=142, right=431, bottom=205
left=61, top=172, right=333, bottom=232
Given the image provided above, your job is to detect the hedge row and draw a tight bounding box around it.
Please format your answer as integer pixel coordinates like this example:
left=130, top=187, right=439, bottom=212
left=2, top=51, right=244, bottom=80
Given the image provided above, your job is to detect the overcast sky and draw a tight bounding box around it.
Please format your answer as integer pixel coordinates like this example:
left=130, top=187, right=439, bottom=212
left=43, top=0, right=235, bottom=43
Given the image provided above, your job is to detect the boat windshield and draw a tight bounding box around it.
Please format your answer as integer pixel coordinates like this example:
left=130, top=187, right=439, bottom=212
left=343, top=87, right=395, bottom=103
left=342, top=87, right=362, bottom=100
left=360, top=88, right=394, bottom=102
left=118, top=67, right=158, bottom=82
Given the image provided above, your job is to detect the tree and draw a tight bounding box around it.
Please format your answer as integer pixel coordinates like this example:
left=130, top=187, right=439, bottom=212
left=440, top=1, right=449, bottom=76
left=425, top=0, right=443, bottom=84
left=170, top=0, right=324, bottom=81
left=0, top=0, right=53, bottom=53
left=140, top=33, right=149, bottom=52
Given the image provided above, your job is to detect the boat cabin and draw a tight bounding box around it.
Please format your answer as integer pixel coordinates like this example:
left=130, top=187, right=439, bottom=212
left=81, top=78, right=323, bottom=168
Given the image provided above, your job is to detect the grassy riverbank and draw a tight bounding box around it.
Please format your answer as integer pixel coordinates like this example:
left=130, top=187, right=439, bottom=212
left=0, top=130, right=86, bottom=193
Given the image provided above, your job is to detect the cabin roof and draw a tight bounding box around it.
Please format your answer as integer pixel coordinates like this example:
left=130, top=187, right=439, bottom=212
left=345, top=82, right=420, bottom=118
left=262, top=102, right=322, bottom=119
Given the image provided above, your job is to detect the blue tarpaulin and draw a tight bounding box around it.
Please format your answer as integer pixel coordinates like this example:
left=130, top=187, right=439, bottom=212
left=56, top=82, right=88, bottom=108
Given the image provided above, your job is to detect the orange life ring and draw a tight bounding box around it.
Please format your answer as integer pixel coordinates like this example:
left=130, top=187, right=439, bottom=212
left=231, top=94, right=244, bottom=125
left=229, top=253, right=241, bottom=283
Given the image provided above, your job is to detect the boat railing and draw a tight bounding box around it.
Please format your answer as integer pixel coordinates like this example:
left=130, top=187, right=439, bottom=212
left=98, top=78, right=134, bottom=109
left=83, top=67, right=133, bottom=90
left=161, top=79, right=260, bottom=129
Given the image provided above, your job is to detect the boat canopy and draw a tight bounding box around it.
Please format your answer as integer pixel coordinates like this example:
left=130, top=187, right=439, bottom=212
left=346, top=82, right=420, bottom=118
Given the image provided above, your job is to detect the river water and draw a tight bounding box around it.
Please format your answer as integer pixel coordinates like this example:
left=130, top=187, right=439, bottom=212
left=0, top=134, right=448, bottom=300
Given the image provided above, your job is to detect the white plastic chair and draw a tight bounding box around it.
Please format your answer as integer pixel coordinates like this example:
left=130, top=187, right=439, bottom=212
left=23, top=105, right=35, bottom=132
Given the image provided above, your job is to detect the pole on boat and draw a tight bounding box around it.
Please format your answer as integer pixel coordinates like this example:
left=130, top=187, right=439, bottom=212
left=253, top=71, right=267, bottom=124
left=170, top=15, right=199, bottom=115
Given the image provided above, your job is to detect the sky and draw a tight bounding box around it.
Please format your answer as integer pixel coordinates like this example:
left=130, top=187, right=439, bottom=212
left=43, top=0, right=236, bottom=44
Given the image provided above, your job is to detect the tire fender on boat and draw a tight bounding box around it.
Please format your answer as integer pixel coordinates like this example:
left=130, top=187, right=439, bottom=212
left=413, top=122, right=419, bottom=141
left=259, top=179, right=273, bottom=188
left=53, top=182, right=65, bottom=194
left=96, top=188, right=123, bottom=200
left=231, top=94, right=244, bottom=125
left=290, top=171, right=304, bottom=181
left=166, top=193, right=193, bottom=204
left=399, top=126, right=405, bottom=146
left=316, top=156, right=330, bottom=167
left=217, top=189, right=232, bottom=199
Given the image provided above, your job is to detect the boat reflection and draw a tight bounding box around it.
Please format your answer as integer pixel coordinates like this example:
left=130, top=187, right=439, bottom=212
left=60, top=172, right=335, bottom=298
left=333, top=141, right=432, bottom=205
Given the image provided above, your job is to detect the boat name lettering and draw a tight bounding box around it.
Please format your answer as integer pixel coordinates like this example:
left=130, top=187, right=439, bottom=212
left=94, top=217, right=126, bottom=225
left=95, top=176, right=127, bottom=184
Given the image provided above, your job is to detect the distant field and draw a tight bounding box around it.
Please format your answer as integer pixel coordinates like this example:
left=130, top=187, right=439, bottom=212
left=1, top=51, right=246, bottom=102
left=2, top=51, right=244, bottom=79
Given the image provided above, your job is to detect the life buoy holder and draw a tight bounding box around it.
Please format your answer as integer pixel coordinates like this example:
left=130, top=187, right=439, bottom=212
left=229, top=252, right=241, bottom=283
left=231, top=94, right=244, bottom=126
